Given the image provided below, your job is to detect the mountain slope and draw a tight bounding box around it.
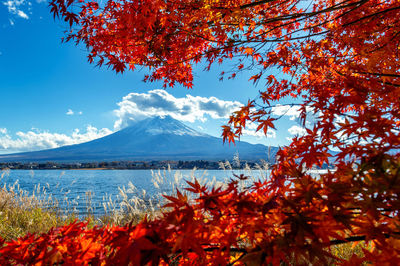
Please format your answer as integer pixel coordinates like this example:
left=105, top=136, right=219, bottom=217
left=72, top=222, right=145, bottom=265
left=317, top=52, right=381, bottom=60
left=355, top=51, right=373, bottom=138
left=0, top=116, right=276, bottom=162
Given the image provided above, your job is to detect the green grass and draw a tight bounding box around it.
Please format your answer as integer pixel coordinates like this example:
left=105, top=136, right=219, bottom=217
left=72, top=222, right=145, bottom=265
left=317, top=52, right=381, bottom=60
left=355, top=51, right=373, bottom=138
left=0, top=187, right=74, bottom=241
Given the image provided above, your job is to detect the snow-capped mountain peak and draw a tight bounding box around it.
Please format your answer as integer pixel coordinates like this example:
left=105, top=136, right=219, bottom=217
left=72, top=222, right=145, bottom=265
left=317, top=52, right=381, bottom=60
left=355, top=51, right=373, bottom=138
left=129, top=115, right=208, bottom=137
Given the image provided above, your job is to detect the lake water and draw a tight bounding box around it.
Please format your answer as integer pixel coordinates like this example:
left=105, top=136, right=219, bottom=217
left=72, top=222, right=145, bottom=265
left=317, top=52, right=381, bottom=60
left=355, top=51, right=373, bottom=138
left=0, top=168, right=269, bottom=216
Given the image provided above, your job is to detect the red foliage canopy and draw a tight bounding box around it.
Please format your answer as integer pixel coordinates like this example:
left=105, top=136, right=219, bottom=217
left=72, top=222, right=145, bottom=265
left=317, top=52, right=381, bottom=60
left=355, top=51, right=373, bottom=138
left=1, top=0, right=400, bottom=264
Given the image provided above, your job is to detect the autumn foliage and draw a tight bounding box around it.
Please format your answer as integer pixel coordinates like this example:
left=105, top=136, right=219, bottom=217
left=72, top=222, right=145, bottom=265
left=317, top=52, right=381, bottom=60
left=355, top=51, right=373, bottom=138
left=1, top=0, right=400, bottom=264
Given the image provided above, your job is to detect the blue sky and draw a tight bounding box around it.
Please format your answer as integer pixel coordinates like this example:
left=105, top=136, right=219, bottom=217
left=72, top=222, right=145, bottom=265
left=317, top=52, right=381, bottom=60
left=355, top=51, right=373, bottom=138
left=0, top=0, right=307, bottom=154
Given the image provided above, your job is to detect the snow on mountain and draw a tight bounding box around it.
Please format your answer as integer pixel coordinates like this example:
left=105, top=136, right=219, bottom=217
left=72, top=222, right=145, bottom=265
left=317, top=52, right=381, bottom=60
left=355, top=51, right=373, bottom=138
left=127, top=115, right=207, bottom=137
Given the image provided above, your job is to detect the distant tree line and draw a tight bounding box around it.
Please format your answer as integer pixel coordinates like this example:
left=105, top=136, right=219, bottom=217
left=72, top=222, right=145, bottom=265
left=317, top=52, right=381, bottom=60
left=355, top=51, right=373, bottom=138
left=0, top=160, right=270, bottom=170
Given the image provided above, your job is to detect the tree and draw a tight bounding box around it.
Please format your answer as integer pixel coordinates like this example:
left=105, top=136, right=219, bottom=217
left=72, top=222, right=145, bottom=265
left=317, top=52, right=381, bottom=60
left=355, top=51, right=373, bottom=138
left=1, top=0, right=399, bottom=264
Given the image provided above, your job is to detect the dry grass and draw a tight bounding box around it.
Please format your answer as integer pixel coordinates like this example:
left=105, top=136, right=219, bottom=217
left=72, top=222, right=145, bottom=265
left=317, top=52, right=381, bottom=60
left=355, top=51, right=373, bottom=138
left=0, top=183, right=73, bottom=240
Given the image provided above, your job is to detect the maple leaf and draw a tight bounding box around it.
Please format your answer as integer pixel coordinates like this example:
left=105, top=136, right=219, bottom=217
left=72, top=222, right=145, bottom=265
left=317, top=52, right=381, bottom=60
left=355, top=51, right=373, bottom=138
left=185, top=179, right=207, bottom=194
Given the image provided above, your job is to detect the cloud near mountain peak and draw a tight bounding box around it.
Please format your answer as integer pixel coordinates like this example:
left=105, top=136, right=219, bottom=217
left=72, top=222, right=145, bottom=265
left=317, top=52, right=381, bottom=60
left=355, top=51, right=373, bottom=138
left=113, top=89, right=243, bottom=130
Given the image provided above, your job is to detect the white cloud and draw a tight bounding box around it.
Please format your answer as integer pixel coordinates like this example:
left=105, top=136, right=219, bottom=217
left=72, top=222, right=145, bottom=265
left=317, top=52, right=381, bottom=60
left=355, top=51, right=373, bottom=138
left=271, top=104, right=319, bottom=130
left=3, top=0, right=30, bottom=19
left=17, top=9, right=28, bottom=19
left=288, top=125, right=307, bottom=136
left=0, top=128, right=7, bottom=134
left=114, top=89, right=242, bottom=130
left=0, top=126, right=113, bottom=153
left=66, top=109, right=83, bottom=116
left=271, top=104, right=316, bottom=122
left=271, top=104, right=302, bottom=120
left=334, top=115, right=346, bottom=125
left=242, top=121, right=276, bottom=138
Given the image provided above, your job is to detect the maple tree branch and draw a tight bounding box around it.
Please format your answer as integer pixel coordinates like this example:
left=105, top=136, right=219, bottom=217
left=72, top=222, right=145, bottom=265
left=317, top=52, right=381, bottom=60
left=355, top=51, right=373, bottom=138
left=355, top=72, right=400, bottom=78
left=228, top=5, right=400, bottom=54
left=210, top=0, right=364, bottom=29
left=334, top=70, right=400, bottom=89
left=383, top=82, right=400, bottom=88
left=240, top=0, right=277, bottom=10
left=329, top=232, right=400, bottom=245
left=341, top=4, right=400, bottom=28
left=177, top=231, right=400, bottom=259
left=220, top=0, right=368, bottom=46
left=257, top=0, right=367, bottom=25
left=365, top=29, right=400, bottom=54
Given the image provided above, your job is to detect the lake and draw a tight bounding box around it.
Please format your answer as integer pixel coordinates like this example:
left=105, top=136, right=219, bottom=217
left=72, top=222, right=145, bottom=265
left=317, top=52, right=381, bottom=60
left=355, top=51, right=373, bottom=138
left=0, top=168, right=269, bottom=216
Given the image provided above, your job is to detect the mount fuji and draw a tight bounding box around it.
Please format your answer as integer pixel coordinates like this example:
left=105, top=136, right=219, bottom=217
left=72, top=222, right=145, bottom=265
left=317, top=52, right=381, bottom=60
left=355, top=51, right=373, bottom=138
left=0, top=116, right=276, bottom=162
